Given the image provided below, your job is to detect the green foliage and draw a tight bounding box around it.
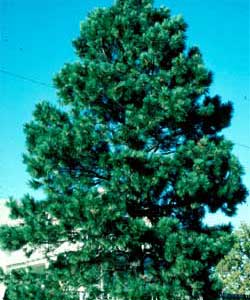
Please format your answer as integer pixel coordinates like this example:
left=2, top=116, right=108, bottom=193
left=0, top=0, right=247, bottom=299
left=3, top=269, right=77, bottom=300
left=217, top=223, right=250, bottom=295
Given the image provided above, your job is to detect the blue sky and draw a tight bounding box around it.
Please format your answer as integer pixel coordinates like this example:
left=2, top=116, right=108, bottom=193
left=0, top=0, right=249, bottom=228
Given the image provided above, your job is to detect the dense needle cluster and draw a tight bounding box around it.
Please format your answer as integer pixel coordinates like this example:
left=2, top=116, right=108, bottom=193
left=0, top=0, right=247, bottom=299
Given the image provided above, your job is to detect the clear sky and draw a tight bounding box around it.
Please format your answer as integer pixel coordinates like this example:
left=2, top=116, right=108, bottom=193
left=0, top=0, right=249, bottom=228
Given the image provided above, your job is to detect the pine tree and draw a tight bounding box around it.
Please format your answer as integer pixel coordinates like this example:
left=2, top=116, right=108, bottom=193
left=0, top=0, right=247, bottom=299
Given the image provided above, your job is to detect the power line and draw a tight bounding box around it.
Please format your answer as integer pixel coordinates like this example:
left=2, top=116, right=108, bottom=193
left=235, top=143, right=250, bottom=150
left=0, top=68, right=54, bottom=88
left=0, top=69, right=249, bottom=151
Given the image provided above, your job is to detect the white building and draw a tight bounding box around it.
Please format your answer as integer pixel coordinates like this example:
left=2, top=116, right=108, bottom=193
left=0, top=199, right=85, bottom=300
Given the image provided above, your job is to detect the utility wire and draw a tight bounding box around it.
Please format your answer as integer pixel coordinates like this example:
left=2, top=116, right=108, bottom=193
left=234, top=143, right=250, bottom=150
left=0, top=70, right=249, bottom=150
left=0, top=68, right=54, bottom=89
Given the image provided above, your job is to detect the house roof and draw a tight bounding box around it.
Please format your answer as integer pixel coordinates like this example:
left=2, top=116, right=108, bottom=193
left=0, top=199, right=46, bottom=271
left=0, top=199, right=81, bottom=273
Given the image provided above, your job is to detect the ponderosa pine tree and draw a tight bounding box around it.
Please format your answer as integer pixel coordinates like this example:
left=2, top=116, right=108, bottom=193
left=0, top=0, right=247, bottom=299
